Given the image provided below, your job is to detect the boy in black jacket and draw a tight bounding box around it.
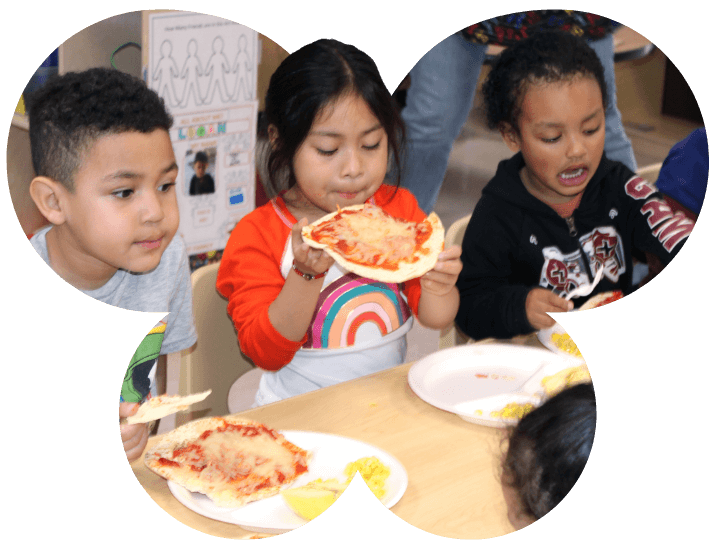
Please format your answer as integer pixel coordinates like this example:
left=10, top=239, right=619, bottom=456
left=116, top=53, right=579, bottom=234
left=455, top=32, right=694, bottom=340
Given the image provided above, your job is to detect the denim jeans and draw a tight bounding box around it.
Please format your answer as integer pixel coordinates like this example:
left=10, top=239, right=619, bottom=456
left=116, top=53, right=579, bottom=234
left=399, top=31, right=638, bottom=213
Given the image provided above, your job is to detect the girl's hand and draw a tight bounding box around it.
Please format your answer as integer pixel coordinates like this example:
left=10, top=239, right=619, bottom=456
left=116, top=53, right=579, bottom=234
left=421, top=245, right=462, bottom=296
left=291, top=218, right=335, bottom=277
left=525, top=288, right=573, bottom=330
left=120, top=402, right=149, bottom=463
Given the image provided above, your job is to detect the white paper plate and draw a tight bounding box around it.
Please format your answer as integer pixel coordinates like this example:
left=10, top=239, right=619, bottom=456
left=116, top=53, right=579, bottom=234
left=167, top=430, right=408, bottom=534
left=536, top=322, right=586, bottom=361
left=537, top=323, right=565, bottom=355
left=407, top=344, right=581, bottom=426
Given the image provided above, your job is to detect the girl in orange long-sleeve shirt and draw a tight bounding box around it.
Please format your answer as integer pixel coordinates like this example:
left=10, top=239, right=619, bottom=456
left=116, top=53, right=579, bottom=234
left=217, top=39, right=462, bottom=406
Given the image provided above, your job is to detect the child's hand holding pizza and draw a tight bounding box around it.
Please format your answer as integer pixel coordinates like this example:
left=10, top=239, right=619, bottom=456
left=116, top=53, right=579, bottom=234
left=292, top=218, right=335, bottom=278
left=120, top=401, right=149, bottom=463
left=421, top=246, right=463, bottom=297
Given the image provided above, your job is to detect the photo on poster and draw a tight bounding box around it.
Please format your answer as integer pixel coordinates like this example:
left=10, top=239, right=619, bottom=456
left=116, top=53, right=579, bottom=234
left=186, top=147, right=216, bottom=196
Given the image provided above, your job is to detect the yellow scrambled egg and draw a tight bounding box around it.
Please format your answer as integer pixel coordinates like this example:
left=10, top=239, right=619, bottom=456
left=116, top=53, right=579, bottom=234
left=489, top=402, right=535, bottom=420
left=541, top=364, right=592, bottom=397
left=282, top=456, right=391, bottom=520
left=551, top=332, right=582, bottom=358
left=344, top=456, right=390, bottom=499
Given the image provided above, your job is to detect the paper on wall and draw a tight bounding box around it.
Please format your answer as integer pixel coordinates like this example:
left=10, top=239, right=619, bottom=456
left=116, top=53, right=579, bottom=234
left=146, top=11, right=258, bottom=256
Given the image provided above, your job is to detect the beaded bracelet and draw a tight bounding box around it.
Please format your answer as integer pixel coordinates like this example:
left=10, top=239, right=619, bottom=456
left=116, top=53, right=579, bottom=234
left=292, top=260, right=327, bottom=281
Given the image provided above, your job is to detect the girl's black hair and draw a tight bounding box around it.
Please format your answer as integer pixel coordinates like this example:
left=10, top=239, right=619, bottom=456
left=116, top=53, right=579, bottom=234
left=503, top=382, right=596, bottom=521
left=262, top=38, right=405, bottom=196
left=483, top=30, right=609, bottom=134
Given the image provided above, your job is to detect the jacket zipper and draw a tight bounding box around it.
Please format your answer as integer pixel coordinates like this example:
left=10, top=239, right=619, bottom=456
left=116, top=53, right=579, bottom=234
left=565, top=215, right=594, bottom=280
left=565, top=216, right=577, bottom=237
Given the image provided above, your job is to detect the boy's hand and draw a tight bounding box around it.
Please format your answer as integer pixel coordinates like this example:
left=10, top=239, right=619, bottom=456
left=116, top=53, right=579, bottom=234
left=291, top=218, right=334, bottom=277
left=120, top=402, right=149, bottom=463
left=525, top=288, right=573, bottom=330
left=421, top=246, right=463, bottom=296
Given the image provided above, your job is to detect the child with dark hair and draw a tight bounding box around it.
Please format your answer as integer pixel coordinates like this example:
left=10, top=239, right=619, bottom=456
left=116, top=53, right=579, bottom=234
left=27, top=68, right=178, bottom=275
left=189, top=150, right=215, bottom=195
left=28, top=68, right=174, bottom=190
left=217, top=39, right=462, bottom=406
left=456, top=31, right=695, bottom=341
left=27, top=67, right=196, bottom=461
left=501, top=382, right=596, bottom=528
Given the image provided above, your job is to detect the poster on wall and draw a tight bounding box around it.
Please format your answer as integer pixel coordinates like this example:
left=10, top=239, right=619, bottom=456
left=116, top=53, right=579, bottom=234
left=145, top=11, right=258, bottom=268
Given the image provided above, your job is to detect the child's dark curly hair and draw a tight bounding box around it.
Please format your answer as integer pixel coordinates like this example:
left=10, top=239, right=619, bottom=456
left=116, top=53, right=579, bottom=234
left=27, top=67, right=173, bottom=190
left=483, top=30, right=608, bottom=134
left=502, top=382, right=596, bottom=521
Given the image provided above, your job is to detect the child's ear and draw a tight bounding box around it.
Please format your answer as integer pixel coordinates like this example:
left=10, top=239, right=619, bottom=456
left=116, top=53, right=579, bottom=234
left=499, top=123, right=521, bottom=153
left=267, top=124, right=280, bottom=148
left=29, top=176, right=69, bottom=226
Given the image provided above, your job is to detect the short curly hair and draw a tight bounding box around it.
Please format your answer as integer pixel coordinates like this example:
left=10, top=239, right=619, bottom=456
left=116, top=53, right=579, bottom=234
left=483, top=30, right=608, bottom=134
left=26, top=67, right=173, bottom=190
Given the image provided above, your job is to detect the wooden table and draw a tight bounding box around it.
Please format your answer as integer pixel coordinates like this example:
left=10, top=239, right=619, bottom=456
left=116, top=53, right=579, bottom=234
left=132, top=335, right=545, bottom=539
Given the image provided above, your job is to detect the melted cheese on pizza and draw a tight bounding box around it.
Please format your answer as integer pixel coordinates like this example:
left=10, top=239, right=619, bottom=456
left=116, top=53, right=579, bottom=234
left=157, top=422, right=308, bottom=495
left=309, top=204, right=431, bottom=270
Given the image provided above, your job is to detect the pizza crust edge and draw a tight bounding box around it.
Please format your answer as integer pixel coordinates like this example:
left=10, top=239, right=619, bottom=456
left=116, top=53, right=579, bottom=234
left=126, top=390, right=212, bottom=424
left=301, top=204, right=445, bottom=283
left=578, top=290, right=623, bottom=311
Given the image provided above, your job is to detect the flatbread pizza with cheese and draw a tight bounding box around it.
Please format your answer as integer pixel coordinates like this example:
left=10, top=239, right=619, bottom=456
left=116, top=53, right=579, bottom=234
left=301, top=203, right=444, bottom=283
left=144, top=417, right=311, bottom=508
left=126, top=390, right=212, bottom=424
